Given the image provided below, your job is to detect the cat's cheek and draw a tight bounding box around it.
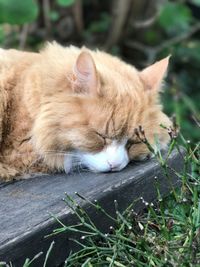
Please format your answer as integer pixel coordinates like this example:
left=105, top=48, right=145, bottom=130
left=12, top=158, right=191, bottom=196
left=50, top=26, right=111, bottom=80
left=128, top=144, right=151, bottom=162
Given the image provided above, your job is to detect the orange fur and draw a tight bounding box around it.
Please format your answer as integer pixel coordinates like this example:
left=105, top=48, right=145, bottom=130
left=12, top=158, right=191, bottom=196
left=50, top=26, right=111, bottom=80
left=0, top=42, right=171, bottom=181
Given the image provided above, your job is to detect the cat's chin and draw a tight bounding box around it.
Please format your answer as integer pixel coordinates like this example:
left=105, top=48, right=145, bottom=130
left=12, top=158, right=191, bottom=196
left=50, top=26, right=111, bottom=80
left=82, top=166, right=127, bottom=174
left=85, top=164, right=127, bottom=173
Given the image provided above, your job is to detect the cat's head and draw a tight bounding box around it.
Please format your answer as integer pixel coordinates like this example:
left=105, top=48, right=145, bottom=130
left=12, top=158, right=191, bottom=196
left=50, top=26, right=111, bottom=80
left=34, top=48, right=171, bottom=173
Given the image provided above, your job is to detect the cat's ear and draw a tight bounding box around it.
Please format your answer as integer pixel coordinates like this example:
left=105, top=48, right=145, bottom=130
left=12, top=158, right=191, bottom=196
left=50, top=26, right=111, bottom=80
left=72, top=51, right=99, bottom=95
left=140, top=56, right=170, bottom=91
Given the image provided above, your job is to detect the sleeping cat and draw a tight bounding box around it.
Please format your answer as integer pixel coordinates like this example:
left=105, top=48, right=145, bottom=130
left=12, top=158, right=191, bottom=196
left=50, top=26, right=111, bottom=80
left=0, top=42, right=171, bottom=181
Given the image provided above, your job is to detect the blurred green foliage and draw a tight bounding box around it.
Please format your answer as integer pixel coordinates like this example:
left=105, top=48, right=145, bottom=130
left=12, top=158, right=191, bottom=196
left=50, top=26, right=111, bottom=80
left=0, top=0, right=199, bottom=142
left=87, top=13, right=110, bottom=33
left=155, top=1, right=200, bottom=142
left=0, top=0, right=38, bottom=24
left=158, top=2, right=193, bottom=34
left=56, top=0, right=75, bottom=7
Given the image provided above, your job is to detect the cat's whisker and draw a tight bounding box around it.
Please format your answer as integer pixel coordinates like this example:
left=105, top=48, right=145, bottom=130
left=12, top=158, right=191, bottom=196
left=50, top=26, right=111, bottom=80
left=77, top=163, right=84, bottom=177
left=72, top=157, right=82, bottom=164
left=44, top=150, right=76, bottom=155
left=26, top=157, right=40, bottom=171
left=0, top=152, right=37, bottom=158
left=44, top=150, right=68, bottom=153
left=0, top=151, right=77, bottom=159
left=78, top=162, right=88, bottom=172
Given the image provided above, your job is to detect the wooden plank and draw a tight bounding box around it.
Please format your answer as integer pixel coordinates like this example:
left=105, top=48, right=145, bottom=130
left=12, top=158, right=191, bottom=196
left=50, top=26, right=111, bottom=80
left=0, top=150, right=183, bottom=266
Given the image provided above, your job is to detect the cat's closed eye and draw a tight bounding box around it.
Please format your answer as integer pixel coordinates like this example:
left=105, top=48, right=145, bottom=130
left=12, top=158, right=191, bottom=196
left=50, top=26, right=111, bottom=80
left=95, top=131, right=115, bottom=145
left=126, top=139, right=142, bottom=150
left=95, top=131, right=107, bottom=145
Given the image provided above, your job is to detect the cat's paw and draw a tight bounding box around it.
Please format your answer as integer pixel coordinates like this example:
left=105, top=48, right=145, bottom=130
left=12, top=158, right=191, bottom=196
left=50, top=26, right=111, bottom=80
left=132, top=153, right=153, bottom=162
left=0, top=164, right=20, bottom=182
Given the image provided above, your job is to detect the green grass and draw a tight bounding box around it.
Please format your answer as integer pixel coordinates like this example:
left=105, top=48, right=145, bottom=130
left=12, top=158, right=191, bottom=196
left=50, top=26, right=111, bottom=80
left=50, top=130, right=199, bottom=267
left=2, top=123, right=197, bottom=267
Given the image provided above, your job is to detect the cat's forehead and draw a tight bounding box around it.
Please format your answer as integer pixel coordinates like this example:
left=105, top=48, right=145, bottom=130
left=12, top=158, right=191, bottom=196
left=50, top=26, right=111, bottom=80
left=88, top=98, right=134, bottom=137
left=99, top=67, right=143, bottom=96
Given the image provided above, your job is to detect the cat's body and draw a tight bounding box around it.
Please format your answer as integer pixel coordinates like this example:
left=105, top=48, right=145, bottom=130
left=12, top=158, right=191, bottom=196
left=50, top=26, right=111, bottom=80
left=0, top=42, right=171, bottom=181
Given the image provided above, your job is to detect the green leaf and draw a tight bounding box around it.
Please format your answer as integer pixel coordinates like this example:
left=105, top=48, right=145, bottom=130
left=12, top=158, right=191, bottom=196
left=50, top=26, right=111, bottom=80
left=56, top=0, right=75, bottom=7
left=88, top=13, right=110, bottom=33
left=0, top=0, right=38, bottom=25
left=158, top=2, right=193, bottom=35
left=144, top=30, right=161, bottom=45
left=190, top=0, right=200, bottom=6
left=49, top=10, right=59, bottom=21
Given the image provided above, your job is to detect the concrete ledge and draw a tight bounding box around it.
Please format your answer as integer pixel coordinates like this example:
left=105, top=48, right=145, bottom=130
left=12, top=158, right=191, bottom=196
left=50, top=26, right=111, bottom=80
left=0, top=150, right=183, bottom=266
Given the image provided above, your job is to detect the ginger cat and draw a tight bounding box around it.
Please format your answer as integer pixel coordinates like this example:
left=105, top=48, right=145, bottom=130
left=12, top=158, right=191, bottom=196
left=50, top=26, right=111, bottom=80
left=0, top=42, right=171, bottom=181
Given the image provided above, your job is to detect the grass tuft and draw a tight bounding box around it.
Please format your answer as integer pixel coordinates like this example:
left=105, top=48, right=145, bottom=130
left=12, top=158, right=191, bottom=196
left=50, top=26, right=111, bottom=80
left=45, top=125, right=199, bottom=267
